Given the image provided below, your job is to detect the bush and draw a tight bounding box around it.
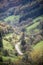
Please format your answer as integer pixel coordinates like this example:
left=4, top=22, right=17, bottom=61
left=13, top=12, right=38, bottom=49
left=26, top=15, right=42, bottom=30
left=3, top=50, right=9, bottom=56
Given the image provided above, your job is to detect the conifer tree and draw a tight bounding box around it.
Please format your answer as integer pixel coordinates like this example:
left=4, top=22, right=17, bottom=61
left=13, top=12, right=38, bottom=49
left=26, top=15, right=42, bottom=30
left=21, top=28, right=26, bottom=53
left=0, top=30, right=3, bottom=62
left=40, top=21, right=43, bottom=36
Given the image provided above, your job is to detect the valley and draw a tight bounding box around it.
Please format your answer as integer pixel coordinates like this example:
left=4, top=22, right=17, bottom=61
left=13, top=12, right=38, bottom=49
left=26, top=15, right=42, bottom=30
left=0, top=0, right=43, bottom=65
left=0, top=16, right=43, bottom=65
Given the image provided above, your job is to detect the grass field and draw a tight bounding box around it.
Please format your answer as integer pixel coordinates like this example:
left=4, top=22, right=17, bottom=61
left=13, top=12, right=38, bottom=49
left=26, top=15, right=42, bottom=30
left=3, top=39, right=13, bottom=51
left=4, top=33, right=13, bottom=39
left=2, top=56, right=22, bottom=62
left=30, top=41, right=43, bottom=62
left=26, top=22, right=39, bottom=32
left=4, top=15, right=20, bottom=22
left=26, top=16, right=43, bottom=34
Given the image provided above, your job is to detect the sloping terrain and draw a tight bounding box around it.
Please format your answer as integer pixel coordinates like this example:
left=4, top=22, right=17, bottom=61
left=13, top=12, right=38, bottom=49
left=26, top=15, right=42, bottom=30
left=26, top=16, right=43, bottom=34
left=30, top=41, right=43, bottom=62
left=0, top=0, right=43, bottom=21
left=0, top=0, right=43, bottom=65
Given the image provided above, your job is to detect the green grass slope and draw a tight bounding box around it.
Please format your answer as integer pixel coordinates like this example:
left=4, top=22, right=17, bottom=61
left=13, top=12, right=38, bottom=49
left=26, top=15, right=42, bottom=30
left=3, top=39, right=13, bottom=51
left=4, top=15, right=20, bottom=22
left=30, top=41, right=43, bottom=62
left=26, top=16, right=43, bottom=34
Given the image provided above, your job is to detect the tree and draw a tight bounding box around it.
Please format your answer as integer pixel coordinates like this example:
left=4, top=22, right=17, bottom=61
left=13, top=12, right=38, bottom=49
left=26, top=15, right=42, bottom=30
left=21, top=28, right=27, bottom=53
left=15, top=51, right=18, bottom=56
left=24, top=54, right=28, bottom=62
left=40, top=21, right=43, bottom=36
left=0, top=30, right=3, bottom=62
left=30, top=36, right=34, bottom=45
left=21, top=28, right=26, bottom=45
left=21, top=39, right=26, bottom=46
left=22, top=52, right=34, bottom=65
left=3, top=50, right=9, bottom=56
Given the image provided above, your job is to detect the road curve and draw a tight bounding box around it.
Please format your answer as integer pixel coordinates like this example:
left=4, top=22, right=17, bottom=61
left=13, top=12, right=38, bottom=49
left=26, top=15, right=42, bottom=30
left=15, top=42, right=23, bottom=55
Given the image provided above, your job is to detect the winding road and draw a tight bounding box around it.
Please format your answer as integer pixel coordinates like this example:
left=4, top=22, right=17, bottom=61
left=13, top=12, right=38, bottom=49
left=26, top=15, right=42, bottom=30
left=15, top=42, right=23, bottom=55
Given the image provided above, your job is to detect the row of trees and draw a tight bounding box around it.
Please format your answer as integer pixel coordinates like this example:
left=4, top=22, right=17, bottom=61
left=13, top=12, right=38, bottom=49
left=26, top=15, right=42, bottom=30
left=40, top=21, right=43, bottom=36
left=0, top=30, right=3, bottom=62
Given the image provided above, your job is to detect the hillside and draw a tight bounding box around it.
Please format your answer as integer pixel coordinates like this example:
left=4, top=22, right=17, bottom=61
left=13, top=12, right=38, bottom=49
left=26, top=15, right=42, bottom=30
left=4, top=15, right=20, bottom=23
left=30, top=41, right=43, bottom=62
left=26, top=16, right=43, bottom=34
left=0, top=0, right=43, bottom=20
left=0, top=0, right=43, bottom=65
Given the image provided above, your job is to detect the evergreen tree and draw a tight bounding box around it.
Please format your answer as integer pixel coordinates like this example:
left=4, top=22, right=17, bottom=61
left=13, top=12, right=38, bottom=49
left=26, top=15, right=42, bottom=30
left=40, top=21, right=43, bottom=36
left=0, top=32, right=3, bottom=48
left=21, top=28, right=26, bottom=53
left=0, top=30, right=3, bottom=62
